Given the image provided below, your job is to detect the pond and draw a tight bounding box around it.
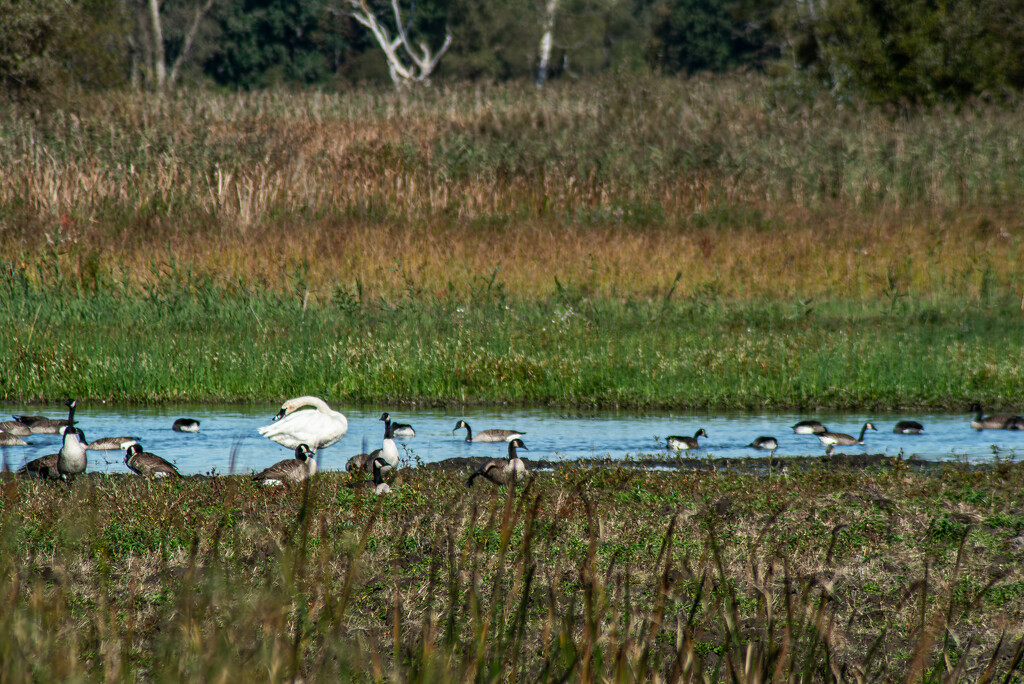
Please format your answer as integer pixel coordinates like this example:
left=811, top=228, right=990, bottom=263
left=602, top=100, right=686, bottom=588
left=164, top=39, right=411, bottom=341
left=2, top=403, right=1020, bottom=476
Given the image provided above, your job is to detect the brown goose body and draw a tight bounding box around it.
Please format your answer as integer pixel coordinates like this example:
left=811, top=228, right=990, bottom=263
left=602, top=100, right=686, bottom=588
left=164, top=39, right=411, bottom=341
left=970, top=403, right=1022, bottom=430
left=17, top=452, right=61, bottom=479
left=12, top=414, right=69, bottom=435
left=467, top=438, right=529, bottom=487
left=253, top=444, right=318, bottom=486
left=667, top=429, right=708, bottom=451
left=791, top=420, right=827, bottom=434
left=124, top=443, right=180, bottom=478
left=0, top=420, right=32, bottom=437
left=0, top=429, right=29, bottom=446
left=817, top=422, right=877, bottom=446
left=88, top=436, right=139, bottom=451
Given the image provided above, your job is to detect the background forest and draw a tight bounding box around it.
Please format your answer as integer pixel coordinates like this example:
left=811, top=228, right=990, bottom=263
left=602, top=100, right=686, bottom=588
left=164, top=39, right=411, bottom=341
left=3, top=0, right=1024, bottom=104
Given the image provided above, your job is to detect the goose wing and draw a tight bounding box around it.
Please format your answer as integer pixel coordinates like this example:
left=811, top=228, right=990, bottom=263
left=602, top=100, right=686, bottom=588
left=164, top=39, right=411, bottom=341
left=253, top=458, right=309, bottom=485
left=17, top=453, right=60, bottom=478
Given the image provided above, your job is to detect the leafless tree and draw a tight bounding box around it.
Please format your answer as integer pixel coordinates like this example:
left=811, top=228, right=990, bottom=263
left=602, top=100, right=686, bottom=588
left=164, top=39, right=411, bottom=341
left=138, top=0, right=216, bottom=90
left=336, top=0, right=452, bottom=85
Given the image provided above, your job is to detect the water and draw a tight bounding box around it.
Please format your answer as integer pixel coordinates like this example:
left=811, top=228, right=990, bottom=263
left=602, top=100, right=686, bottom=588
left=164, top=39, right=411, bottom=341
left=2, top=403, right=1021, bottom=476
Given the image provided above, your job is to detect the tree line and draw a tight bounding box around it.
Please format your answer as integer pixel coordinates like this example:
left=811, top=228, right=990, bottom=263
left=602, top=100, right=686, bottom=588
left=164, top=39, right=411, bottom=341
left=2, top=0, right=1023, bottom=104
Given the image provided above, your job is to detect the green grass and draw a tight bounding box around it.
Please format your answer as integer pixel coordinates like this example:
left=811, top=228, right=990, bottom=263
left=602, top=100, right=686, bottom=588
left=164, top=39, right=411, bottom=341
left=2, top=271, right=1023, bottom=408
left=2, top=459, right=1023, bottom=681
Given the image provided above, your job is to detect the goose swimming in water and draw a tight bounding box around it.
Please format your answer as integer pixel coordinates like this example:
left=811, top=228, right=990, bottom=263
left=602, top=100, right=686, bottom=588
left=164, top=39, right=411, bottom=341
left=11, top=412, right=69, bottom=435
left=667, top=429, right=708, bottom=451
left=791, top=420, right=827, bottom=435
left=0, top=420, right=31, bottom=437
left=253, top=444, right=318, bottom=486
left=466, top=438, right=529, bottom=487
left=258, top=396, right=348, bottom=450
left=172, top=418, right=201, bottom=433
left=452, top=419, right=524, bottom=443
left=124, top=443, right=180, bottom=478
left=0, top=429, right=29, bottom=447
left=893, top=420, right=924, bottom=434
left=817, top=422, right=877, bottom=446
left=969, top=403, right=1023, bottom=430
left=88, top=436, right=140, bottom=451
left=391, top=421, right=415, bottom=438
left=747, top=436, right=779, bottom=451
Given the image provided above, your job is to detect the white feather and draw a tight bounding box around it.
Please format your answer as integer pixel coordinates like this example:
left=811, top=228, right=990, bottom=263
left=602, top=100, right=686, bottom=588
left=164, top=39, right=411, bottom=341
left=258, top=396, right=348, bottom=450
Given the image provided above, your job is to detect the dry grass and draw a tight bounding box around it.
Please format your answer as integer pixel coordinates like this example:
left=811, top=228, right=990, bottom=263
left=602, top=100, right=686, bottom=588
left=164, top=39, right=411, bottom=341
left=1, top=74, right=1022, bottom=303
left=2, top=458, right=1024, bottom=680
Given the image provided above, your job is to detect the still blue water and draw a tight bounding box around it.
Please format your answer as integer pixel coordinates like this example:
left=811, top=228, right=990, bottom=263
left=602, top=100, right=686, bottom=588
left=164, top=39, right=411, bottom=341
left=2, top=403, right=1020, bottom=476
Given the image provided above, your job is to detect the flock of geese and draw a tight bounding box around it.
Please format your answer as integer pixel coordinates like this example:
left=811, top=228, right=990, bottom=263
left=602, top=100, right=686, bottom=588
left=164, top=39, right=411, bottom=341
left=3, top=398, right=1022, bottom=494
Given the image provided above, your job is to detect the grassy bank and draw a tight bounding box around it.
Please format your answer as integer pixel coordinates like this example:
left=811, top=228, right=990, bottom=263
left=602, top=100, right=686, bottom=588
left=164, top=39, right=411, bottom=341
left=2, top=459, right=1023, bottom=681
left=2, top=75, right=1023, bottom=408
left=1, top=276, right=1024, bottom=408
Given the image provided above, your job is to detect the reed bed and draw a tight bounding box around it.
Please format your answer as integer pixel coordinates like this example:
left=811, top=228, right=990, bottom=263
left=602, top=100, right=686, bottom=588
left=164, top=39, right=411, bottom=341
left=1, top=459, right=1023, bottom=681
left=1, top=74, right=1022, bottom=301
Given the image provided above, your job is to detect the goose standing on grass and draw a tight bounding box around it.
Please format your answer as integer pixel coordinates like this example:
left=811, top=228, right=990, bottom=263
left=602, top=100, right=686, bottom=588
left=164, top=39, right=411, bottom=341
left=124, top=443, right=180, bottom=478
left=452, top=419, right=524, bottom=443
left=375, top=413, right=401, bottom=476
left=0, top=420, right=31, bottom=437
left=0, top=429, right=29, bottom=447
left=258, top=396, right=348, bottom=450
left=969, top=403, right=1023, bottom=430
left=817, top=422, right=877, bottom=447
left=893, top=420, right=924, bottom=434
left=667, top=429, right=708, bottom=451
left=253, top=444, right=317, bottom=486
left=18, top=400, right=86, bottom=480
left=11, top=412, right=69, bottom=435
left=88, top=436, right=140, bottom=451
left=791, top=420, right=827, bottom=435
left=467, top=438, right=529, bottom=487
left=172, top=418, right=201, bottom=433
left=747, top=436, right=779, bottom=451
left=348, top=459, right=392, bottom=495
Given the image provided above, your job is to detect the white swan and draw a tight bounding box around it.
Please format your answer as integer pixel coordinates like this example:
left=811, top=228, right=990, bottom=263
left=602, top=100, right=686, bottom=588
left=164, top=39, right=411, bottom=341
left=258, top=396, right=348, bottom=450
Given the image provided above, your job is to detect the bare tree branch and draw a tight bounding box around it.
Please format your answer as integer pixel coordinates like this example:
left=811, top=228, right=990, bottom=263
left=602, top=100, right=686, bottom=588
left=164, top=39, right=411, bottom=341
left=168, top=0, right=216, bottom=87
left=335, top=0, right=451, bottom=85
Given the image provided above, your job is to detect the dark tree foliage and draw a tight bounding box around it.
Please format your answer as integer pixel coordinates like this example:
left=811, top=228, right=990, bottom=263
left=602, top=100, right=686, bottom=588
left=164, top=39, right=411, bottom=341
left=647, top=0, right=764, bottom=74
left=204, top=0, right=352, bottom=87
left=789, top=0, right=1024, bottom=104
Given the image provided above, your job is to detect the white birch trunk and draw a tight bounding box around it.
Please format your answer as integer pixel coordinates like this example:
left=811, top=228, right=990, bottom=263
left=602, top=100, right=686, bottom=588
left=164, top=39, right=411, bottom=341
left=536, top=0, right=558, bottom=87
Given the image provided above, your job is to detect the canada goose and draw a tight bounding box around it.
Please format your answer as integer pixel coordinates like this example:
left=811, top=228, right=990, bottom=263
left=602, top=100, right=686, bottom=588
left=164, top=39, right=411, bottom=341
left=253, top=444, right=318, bottom=486
left=11, top=413, right=69, bottom=435
left=0, top=429, right=29, bottom=447
left=667, top=429, right=708, bottom=451
left=347, top=450, right=376, bottom=472
left=347, top=459, right=392, bottom=495
left=19, top=419, right=88, bottom=481
left=0, top=420, right=31, bottom=437
left=747, top=436, right=779, bottom=451
left=172, top=418, right=200, bottom=433
left=87, top=436, right=139, bottom=451
left=817, top=422, right=876, bottom=447
left=452, top=419, right=524, bottom=443
left=375, top=413, right=401, bottom=475
left=467, top=438, right=529, bottom=487
left=124, top=443, right=180, bottom=478
left=391, top=421, right=415, bottom=438
left=1006, top=416, right=1024, bottom=430
left=893, top=420, right=924, bottom=435
left=969, top=403, right=1022, bottom=430
left=791, top=420, right=827, bottom=434
left=258, top=396, right=348, bottom=450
